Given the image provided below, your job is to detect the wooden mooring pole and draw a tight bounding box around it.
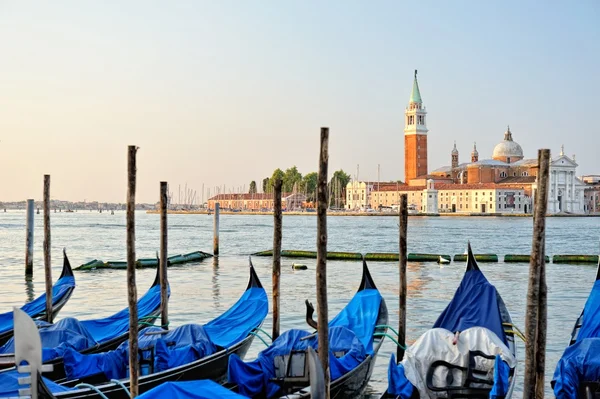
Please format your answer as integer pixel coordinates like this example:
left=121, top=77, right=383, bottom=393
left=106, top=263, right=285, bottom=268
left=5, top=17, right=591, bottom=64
left=523, top=149, right=550, bottom=399
left=398, top=194, right=408, bottom=361
left=213, top=202, right=220, bottom=256
left=25, top=199, right=34, bottom=276
left=126, top=146, right=139, bottom=397
left=272, top=178, right=283, bottom=340
left=43, top=176, right=52, bottom=322
left=316, top=127, right=330, bottom=397
left=160, top=181, right=169, bottom=330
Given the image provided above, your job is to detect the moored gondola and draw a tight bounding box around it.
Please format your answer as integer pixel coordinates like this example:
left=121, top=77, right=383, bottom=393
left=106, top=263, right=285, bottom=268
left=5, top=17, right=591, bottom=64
left=0, top=264, right=165, bottom=380
left=381, top=243, right=517, bottom=399
left=227, top=259, right=388, bottom=398
left=0, top=250, right=76, bottom=346
left=12, top=259, right=268, bottom=399
left=552, top=255, right=600, bottom=398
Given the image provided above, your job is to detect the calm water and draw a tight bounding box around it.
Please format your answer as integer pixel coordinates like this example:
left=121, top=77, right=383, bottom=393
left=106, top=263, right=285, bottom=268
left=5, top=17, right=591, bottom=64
left=0, top=211, right=599, bottom=397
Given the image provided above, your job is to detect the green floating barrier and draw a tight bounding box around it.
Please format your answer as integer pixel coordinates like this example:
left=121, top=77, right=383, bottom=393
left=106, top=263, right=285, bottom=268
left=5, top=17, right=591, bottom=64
left=137, top=258, right=158, bottom=268
left=106, top=261, right=128, bottom=269
left=76, top=259, right=105, bottom=271
left=407, top=253, right=451, bottom=262
left=75, top=250, right=213, bottom=270
left=365, top=253, right=398, bottom=261
left=252, top=250, right=362, bottom=260
left=453, top=254, right=498, bottom=263
left=553, top=255, right=599, bottom=264
left=504, top=255, right=550, bottom=263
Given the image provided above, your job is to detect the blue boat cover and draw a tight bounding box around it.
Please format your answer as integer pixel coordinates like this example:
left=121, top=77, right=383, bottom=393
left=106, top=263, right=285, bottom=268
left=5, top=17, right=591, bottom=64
left=553, top=337, right=600, bottom=398
left=433, top=269, right=506, bottom=345
left=574, top=280, right=600, bottom=341
left=0, top=274, right=75, bottom=335
left=0, top=369, right=73, bottom=398
left=62, top=286, right=267, bottom=382
left=137, top=380, right=247, bottom=399
left=228, top=288, right=381, bottom=398
left=490, top=354, right=510, bottom=399
left=386, top=354, right=415, bottom=399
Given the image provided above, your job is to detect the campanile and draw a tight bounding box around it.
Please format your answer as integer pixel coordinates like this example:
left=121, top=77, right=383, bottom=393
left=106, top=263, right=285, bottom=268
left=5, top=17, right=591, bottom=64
left=404, top=70, right=428, bottom=183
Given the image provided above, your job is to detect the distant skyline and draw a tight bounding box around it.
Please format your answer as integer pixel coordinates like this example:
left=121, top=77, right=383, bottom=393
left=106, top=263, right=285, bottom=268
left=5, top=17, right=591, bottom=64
left=0, top=1, right=598, bottom=203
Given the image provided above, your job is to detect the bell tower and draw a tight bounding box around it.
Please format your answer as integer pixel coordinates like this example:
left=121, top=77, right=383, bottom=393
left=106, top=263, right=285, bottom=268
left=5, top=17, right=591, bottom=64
left=404, top=70, right=428, bottom=183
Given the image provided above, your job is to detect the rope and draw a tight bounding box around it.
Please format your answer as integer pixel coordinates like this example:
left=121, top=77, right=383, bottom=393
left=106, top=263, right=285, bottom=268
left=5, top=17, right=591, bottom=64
left=110, top=379, right=131, bottom=398
left=375, top=324, right=401, bottom=338
left=249, top=331, right=270, bottom=347
left=75, top=384, right=110, bottom=399
left=373, top=332, right=407, bottom=350
left=502, top=323, right=527, bottom=342
left=254, top=327, right=273, bottom=341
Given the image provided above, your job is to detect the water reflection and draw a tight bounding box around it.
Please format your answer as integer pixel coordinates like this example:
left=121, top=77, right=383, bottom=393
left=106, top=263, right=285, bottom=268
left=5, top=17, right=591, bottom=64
left=212, top=257, right=220, bottom=310
left=24, top=275, right=34, bottom=303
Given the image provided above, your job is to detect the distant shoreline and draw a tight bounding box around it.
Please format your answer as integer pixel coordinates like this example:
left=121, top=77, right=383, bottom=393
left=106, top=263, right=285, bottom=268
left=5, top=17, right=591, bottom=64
left=145, top=210, right=600, bottom=217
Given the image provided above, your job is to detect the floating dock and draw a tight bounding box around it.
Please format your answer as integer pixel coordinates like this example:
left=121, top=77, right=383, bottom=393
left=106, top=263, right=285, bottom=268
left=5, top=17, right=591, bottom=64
left=552, top=255, right=599, bottom=264
left=76, top=251, right=213, bottom=270
left=504, top=254, right=550, bottom=263
left=453, top=254, right=499, bottom=263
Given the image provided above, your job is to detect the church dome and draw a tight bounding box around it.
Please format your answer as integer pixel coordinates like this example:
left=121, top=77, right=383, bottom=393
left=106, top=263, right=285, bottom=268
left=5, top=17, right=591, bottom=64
left=492, top=126, right=523, bottom=162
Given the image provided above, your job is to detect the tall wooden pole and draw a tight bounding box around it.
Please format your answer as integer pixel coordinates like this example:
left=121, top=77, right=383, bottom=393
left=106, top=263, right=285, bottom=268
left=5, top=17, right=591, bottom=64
left=160, top=181, right=169, bottom=330
left=43, top=176, right=53, bottom=322
left=25, top=199, right=34, bottom=276
left=126, top=146, right=139, bottom=397
left=272, top=178, right=283, bottom=340
left=316, top=127, right=330, bottom=397
left=523, top=149, right=550, bottom=399
left=398, top=194, right=408, bottom=361
left=213, top=202, right=220, bottom=255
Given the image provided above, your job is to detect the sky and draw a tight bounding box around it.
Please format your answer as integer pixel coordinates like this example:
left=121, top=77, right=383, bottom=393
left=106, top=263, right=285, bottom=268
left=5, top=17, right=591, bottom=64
left=0, top=1, right=598, bottom=203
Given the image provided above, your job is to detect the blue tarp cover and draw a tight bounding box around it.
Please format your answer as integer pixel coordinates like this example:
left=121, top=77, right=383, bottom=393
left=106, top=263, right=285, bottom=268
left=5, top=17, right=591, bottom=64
left=490, top=354, right=510, bottom=399
left=0, top=369, right=73, bottom=398
left=433, top=269, right=506, bottom=345
left=137, top=380, right=247, bottom=399
left=228, top=288, right=381, bottom=398
left=553, top=337, right=600, bottom=398
left=386, top=354, right=415, bottom=399
left=0, top=274, right=75, bottom=335
left=575, top=280, right=600, bottom=341
left=62, top=286, right=267, bottom=382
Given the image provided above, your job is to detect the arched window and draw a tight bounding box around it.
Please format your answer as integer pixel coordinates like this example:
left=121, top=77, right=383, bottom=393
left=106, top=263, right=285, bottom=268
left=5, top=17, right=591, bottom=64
left=500, top=171, right=507, bottom=178
left=522, top=171, right=529, bottom=177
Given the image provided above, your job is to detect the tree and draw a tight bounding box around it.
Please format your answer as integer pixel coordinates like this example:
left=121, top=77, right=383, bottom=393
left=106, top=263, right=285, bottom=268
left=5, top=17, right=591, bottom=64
left=302, top=172, right=318, bottom=201
left=283, top=166, right=302, bottom=193
left=262, top=177, right=270, bottom=193
left=270, top=169, right=285, bottom=192
left=249, top=181, right=257, bottom=194
left=330, top=169, right=351, bottom=208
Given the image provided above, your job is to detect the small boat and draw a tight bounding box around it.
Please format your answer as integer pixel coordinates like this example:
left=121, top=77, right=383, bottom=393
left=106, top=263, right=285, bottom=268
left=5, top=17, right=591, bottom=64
left=381, top=243, right=517, bottom=398
left=552, top=255, right=600, bottom=398
left=8, top=259, right=268, bottom=399
left=10, top=308, right=325, bottom=399
left=0, top=266, right=165, bottom=379
left=292, top=263, right=308, bottom=270
left=227, top=259, right=388, bottom=398
left=0, top=250, right=76, bottom=346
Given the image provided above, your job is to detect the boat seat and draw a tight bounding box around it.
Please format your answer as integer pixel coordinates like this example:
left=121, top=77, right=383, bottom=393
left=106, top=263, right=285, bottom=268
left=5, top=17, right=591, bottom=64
left=270, top=350, right=313, bottom=394
left=426, top=350, right=505, bottom=399
left=581, top=382, right=600, bottom=399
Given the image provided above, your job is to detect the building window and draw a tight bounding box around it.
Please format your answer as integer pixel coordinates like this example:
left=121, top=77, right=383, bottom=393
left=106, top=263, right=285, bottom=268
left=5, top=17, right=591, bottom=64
left=500, top=171, right=507, bottom=178
left=522, top=171, right=529, bottom=176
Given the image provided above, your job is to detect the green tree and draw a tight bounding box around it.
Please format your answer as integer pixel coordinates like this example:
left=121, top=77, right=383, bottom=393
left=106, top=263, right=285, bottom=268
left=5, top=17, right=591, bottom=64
left=262, top=177, right=270, bottom=193
left=330, top=169, right=351, bottom=208
left=302, top=172, right=318, bottom=201
left=283, top=166, right=302, bottom=192
left=270, top=168, right=285, bottom=192
left=249, top=181, right=257, bottom=194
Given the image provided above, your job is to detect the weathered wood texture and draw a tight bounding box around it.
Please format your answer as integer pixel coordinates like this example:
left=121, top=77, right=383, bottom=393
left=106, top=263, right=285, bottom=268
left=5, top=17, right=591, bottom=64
left=398, top=194, right=408, bottom=361
left=213, top=203, right=220, bottom=255
left=160, top=181, right=169, bottom=330
left=43, top=176, right=52, bottom=322
left=316, top=127, right=330, bottom=397
left=523, top=149, right=550, bottom=399
left=272, top=178, right=283, bottom=340
left=26, top=199, right=34, bottom=275
left=126, top=146, right=139, bottom=397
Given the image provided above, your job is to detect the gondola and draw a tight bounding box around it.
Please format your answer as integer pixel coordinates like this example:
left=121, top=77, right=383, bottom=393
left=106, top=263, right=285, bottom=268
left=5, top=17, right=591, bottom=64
left=9, top=307, right=324, bottom=399
left=4, top=259, right=269, bottom=399
left=381, top=243, right=517, bottom=399
left=0, top=264, right=165, bottom=380
left=0, top=250, right=76, bottom=346
left=552, top=255, right=600, bottom=398
left=227, top=259, right=388, bottom=398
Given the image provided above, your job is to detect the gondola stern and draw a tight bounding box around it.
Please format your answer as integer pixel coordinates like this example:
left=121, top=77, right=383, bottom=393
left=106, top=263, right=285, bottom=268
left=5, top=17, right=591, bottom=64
left=247, top=256, right=264, bottom=290
left=59, top=247, right=75, bottom=279
left=595, top=252, right=600, bottom=281
left=358, top=256, right=378, bottom=291
left=466, top=242, right=480, bottom=271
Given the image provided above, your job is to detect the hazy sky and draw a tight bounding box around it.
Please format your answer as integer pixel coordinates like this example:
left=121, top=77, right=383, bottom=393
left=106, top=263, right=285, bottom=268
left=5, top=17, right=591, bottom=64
left=0, top=1, right=598, bottom=203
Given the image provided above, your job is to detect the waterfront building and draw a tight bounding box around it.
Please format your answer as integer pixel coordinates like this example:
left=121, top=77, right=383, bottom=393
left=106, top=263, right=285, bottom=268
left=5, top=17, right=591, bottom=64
left=207, top=192, right=306, bottom=211
left=584, top=185, right=600, bottom=214
left=404, top=70, right=428, bottom=183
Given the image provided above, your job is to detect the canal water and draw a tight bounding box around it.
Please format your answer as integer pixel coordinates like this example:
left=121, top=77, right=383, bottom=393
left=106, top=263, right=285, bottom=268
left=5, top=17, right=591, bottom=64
left=0, top=211, right=598, bottom=397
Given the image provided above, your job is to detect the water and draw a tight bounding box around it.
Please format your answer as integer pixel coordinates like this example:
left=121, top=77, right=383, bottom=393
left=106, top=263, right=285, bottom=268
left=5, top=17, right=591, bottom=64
left=0, top=211, right=598, bottom=397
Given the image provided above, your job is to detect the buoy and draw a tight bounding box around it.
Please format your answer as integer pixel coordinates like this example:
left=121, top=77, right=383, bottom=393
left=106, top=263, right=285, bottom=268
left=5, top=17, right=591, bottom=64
left=438, top=256, right=451, bottom=264
left=292, top=263, right=308, bottom=270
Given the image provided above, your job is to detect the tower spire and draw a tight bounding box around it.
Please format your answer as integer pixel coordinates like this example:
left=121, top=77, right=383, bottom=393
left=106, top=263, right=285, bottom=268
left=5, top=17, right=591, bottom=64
left=409, top=69, right=422, bottom=104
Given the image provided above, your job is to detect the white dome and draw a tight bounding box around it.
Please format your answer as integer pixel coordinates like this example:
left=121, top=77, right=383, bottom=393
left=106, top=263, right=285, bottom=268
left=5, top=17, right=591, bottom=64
left=492, top=127, right=523, bottom=160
